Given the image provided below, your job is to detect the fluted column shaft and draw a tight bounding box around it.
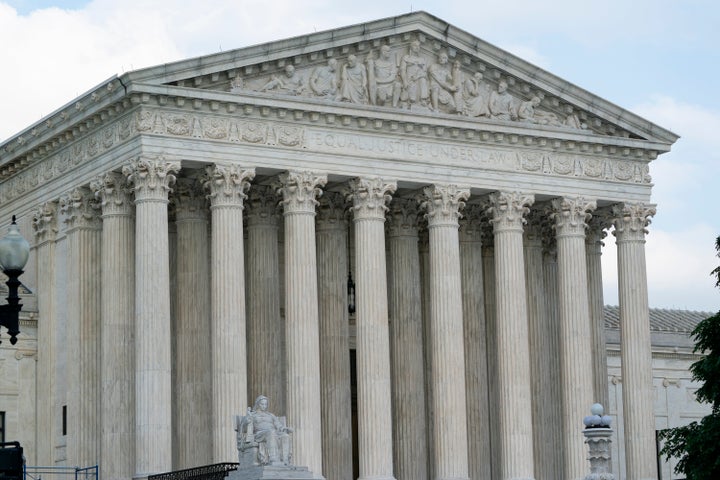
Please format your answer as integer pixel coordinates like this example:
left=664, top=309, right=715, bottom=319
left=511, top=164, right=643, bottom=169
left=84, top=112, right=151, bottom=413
left=551, top=197, right=597, bottom=480
left=422, top=184, right=470, bottom=480
left=279, top=171, right=326, bottom=478
left=481, top=234, right=499, bottom=480
left=613, top=203, right=658, bottom=480
left=459, top=206, right=491, bottom=480
left=124, top=158, right=180, bottom=477
left=32, top=202, right=59, bottom=467
left=523, top=213, right=555, bottom=480
left=316, top=192, right=353, bottom=480
left=541, top=239, right=563, bottom=478
left=246, top=185, right=284, bottom=412
left=419, top=229, right=435, bottom=478
left=486, top=191, right=535, bottom=480
left=204, top=163, right=255, bottom=462
left=587, top=215, right=610, bottom=409
left=172, top=177, right=211, bottom=468
left=60, top=187, right=102, bottom=468
left=91, top=173, right=135, bottom=480
left=387, top=199, right=427, bottom=480
left=347, top=177, right=396, bottom=480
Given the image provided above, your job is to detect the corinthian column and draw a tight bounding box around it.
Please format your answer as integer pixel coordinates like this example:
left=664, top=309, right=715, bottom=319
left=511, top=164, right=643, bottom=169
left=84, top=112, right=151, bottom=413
left=485, top=191, right=535, bottom=480
left=60, top=187, right=102, bottom=468
left=278, top=170, right=327, bottom=478
left=612, top=203, right=658, bottom=480
left=524, top=209, right=565, bottom=480
left=387, top=198, right=427, bottom=480
left=346, top=177, right=396, bottom=480
left=246, top=185, right=284, bottom=413
left=420, top=184, right=470, bottom=480
left=203, top=163, right=255, bottom=462
left=550, top=197, right=597, bottom=480
left=123, top=157, right=180, bottom=477
left=31, top=201, right=59, bottom=468
left=586, top=213, right=611, bottom=409
left=458, top=205, right=491, bottom=480
left=316, top=192, right=353, bottom=480
left=90, top=173, right=135, bottom=480
left=172, top=176, right=211, bottom=468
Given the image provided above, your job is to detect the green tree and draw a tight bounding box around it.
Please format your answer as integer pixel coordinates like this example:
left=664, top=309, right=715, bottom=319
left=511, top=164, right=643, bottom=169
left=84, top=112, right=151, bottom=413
left=658, top=236, right=720, bottom=479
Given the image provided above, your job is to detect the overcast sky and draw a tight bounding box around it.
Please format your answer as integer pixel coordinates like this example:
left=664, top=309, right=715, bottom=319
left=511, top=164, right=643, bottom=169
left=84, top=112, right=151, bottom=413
left=1, top=0, right=718, bottom=311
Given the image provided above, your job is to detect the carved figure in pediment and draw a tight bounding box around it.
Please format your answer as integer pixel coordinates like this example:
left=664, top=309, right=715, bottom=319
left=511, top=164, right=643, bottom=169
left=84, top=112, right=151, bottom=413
left=489, top=80, right=517, bottom=121
left=339, top=54, right=369, bottom=104
left=428, top=52, right=462, bottom=113
left=400, top=40, right=430, bottom=108
left=367, top=45, right=401, bottom=107
left=517, top=96, right=562, bottom=126
left=462, top=72, right=490, bottom=117
left=259, top=65, right=306, bottom=96
left=309, top=58, right=339, bottom=99
left=564, top=108, right=586, bottom=129
left=230, top=75, right=244, bottom=93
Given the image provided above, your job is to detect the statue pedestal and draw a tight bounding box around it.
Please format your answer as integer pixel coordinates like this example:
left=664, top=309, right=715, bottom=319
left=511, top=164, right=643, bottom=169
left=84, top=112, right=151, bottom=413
left=228, top=465, right=316, bottom=480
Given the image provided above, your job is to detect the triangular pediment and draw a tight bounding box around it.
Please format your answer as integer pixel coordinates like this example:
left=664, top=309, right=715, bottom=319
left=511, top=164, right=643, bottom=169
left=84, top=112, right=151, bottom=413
left=123, top=11, right=676, bottom=145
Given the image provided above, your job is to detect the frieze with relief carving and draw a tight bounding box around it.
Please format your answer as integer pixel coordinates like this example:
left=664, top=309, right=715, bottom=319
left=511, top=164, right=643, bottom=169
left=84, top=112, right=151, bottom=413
left=228, top=39, right=585, bottom=130
left=0, top=113, right=652, bottom=207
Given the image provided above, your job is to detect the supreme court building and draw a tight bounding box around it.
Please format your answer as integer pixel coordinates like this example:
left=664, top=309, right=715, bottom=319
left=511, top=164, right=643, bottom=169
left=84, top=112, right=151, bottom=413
left=0, top=11, right=679, bottom=480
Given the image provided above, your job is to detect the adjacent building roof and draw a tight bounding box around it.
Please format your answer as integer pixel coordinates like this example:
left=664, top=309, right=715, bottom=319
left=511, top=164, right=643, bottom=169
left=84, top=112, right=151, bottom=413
left=604, top=305, right=714, bottom=334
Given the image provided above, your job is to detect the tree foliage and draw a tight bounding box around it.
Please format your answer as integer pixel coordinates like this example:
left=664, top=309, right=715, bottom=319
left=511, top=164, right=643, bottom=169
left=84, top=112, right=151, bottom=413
left=658, top=236, right=720, bottom=479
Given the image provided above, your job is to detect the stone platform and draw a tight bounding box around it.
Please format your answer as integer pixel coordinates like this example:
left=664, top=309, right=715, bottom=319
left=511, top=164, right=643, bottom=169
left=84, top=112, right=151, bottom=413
left=227, top=465, right=316, bottom=480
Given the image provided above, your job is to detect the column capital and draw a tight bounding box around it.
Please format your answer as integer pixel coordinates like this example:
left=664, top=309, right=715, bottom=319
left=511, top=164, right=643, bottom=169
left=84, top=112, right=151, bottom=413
left=173, top=176, right=208, bottom=222
left=549, top=197, right=596, bottom=238
left=387, top=198, right=420, bottom=237
left=204, top=163, right=255, bottom=208
left=246, top=185, right=280, bottom=227
left=612, top=202, right=656, bottom=242
left=277, top=170, right=327, bottom=215
left=123, top=156, right=181, bottom=203
left=32, top=201, right=59, bottom=245
left=523, top=208, right=545, bottom=246
left=420, top=184, right=470, bottom=228
left=586, top=209, right=613, bottom=250
left=484, top=191, right=534, bottom=233
left=346, top=177, right=396, bottom=221
left=316, top=191, right=348, bottom=230
left=90, top=171, right=134, bottom=218
left=458, top=204, right=484, bottom=242
left=60, top=186, right=101, bottom=231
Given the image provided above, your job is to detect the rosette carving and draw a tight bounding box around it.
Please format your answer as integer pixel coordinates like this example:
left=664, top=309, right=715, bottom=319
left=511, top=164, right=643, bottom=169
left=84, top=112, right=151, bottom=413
left=277, top=170, right=327, bottom=214
left=611, top=202, right=656, bottom=242
left=420, top=184, right=470, bottom=228
left=59, top=186, right=101, bottom=230
left=549, top=197, right=596, bottom=237
left=346, top=177, right=396, bottom=221
left=122, top=156, right=181, bottom=202
left=90, top=171, right=133, bottom=217
left=203, top=163, right=255, bottom=208
left=484, top=191, right=534, bottom=233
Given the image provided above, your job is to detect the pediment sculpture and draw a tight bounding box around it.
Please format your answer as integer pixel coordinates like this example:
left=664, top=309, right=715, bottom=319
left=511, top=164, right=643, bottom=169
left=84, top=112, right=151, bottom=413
left=236, top=395, right=294, bottom=467
left=227, top=40, right=585, bottom=130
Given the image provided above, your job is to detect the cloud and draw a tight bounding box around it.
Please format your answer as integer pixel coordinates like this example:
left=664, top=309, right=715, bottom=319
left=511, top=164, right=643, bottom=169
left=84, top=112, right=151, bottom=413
left=602, top=224, right=718, bottom=312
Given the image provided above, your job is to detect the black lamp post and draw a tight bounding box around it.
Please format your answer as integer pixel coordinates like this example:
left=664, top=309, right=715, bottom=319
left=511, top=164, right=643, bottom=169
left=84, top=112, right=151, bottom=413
left=0, top=216, right=30, bottom=345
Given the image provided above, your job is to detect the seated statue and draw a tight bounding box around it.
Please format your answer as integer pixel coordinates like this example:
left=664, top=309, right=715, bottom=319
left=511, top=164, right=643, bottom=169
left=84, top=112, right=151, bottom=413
left=236, top=395, right=294, bottom=467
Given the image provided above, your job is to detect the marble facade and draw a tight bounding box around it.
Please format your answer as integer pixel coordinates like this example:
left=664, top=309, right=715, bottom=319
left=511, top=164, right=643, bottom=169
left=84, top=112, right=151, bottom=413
left=0, top=11, right=680, bottom=480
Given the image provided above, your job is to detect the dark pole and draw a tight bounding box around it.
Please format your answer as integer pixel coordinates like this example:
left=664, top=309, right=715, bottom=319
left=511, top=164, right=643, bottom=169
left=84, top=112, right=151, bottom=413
left=0, top=268, right=23, bottom=345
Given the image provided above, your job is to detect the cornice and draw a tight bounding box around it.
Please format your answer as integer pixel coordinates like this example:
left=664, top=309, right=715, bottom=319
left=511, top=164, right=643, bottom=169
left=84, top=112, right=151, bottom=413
left=1, top=12, right=678, bottom=180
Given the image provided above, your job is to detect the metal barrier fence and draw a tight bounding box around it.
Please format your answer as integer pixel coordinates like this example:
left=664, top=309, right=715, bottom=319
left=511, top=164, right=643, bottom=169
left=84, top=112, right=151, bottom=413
left=148, top=463, right=238, bottom=480
left=24, top=465, right=98, bottom=480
